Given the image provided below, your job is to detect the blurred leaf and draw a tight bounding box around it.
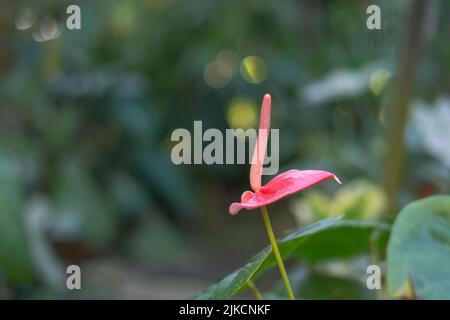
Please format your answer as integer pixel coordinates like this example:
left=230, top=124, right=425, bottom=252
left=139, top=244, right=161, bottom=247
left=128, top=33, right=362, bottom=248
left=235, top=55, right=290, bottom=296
left=291, top=180, right=386, bottom=224
left=0, top=152, right=32, bottom=283
left=44, top=107, right=79, bottom=150
left=292, top=220, right=390, bottom=263
left=136, top=150, right=195, bottom=217
left=301, top=64, right=377, bottom=105
left=109, top=172, right=149, bottom=216
left=25, top=198, right=64, bottom=290
left=53, top=160, right=118, bottom=249
left=111, top=100, right=155, bottom=142
left=387, top=195, right=450, bottom=299
left=408, top=97, right=450, bottom=169
left=296, top=271, right=376, bottom=300
left=194, top=216, right=342, bottom=300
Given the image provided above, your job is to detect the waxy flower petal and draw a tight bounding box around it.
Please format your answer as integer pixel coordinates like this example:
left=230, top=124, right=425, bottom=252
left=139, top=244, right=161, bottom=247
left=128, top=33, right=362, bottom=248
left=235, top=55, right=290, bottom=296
left=229, top=169, right=339, bottom=215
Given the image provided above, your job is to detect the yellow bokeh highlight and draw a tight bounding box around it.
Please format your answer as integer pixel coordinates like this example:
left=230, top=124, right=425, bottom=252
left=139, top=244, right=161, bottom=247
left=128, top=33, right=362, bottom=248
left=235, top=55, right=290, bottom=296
left=240, top=56, right=267, bottom=84
left=369, top=69, right=391, bottom=96
left=111, top=2, right=136, bottom=36
left=226, top=98, right=258, bottom=129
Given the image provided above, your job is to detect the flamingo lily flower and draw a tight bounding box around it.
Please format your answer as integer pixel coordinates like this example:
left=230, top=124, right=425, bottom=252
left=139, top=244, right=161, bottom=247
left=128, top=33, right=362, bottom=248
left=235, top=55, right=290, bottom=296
left=228, top=93, right=341, bottom=300
left=229, top=93, right=341, bottom=215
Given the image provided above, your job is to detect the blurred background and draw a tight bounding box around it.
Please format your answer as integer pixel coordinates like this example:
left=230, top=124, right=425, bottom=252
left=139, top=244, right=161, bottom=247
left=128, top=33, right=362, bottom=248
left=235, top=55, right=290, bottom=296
left=0, top=0, right=449, bottom=299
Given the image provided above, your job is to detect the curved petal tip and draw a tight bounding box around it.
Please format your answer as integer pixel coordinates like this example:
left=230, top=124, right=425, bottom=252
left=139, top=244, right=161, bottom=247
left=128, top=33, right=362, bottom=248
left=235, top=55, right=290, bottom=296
left=333, top=175, right=342, bottom=184
left=229, top=203, right=242, bottom=215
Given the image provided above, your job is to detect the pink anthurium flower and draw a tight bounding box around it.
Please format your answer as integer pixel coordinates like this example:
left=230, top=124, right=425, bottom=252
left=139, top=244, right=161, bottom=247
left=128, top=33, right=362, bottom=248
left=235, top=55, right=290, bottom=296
left=229, top=93, right=341, bottom=215
left=228, top=93, right=341, bottom=300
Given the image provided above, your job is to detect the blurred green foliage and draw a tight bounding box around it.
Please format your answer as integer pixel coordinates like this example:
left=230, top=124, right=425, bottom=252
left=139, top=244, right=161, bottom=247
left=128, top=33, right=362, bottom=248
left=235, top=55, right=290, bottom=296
left=0, top=0, right=449, bottom=299
left=0, top=152, right=32, bottom=283
left=194, top=217, right=389, bottom=299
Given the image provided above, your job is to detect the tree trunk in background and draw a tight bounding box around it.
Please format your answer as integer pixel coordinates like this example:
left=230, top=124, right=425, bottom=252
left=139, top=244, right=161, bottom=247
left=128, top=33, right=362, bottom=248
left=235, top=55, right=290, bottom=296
left=383, top=0, right=431, bottom=216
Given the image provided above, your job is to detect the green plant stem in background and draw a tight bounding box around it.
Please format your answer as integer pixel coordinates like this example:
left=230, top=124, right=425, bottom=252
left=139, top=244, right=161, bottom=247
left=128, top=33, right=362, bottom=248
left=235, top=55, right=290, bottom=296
left=383, top=0, right=429, bottom=216
left=260, top=206, right=295, bottom=300
left=246, top=280, right=264, bottom=300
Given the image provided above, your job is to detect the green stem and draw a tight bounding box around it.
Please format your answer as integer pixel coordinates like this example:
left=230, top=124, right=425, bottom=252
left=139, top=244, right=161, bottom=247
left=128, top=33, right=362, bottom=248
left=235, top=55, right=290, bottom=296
left=383, top=0, right=429, bottom=216
left=247, top=280, right=264, bottom=300
left=260, top=206, right=295, bottom=300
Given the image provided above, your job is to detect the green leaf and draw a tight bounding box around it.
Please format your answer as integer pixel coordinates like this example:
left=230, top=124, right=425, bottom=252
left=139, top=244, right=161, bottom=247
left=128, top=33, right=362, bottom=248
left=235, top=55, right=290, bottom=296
left=0, top=152, right=32, bottom=283
left=387, top=195, right=450, bottom=299
left=293, top=220, right=390, bottom=262
left=194, top=217, right=337, bottom=300
left=195, top=217, right=389, bottom=300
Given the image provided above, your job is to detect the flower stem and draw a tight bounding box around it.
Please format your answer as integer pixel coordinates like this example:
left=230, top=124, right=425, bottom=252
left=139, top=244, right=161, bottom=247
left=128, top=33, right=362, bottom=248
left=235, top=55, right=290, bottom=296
left=247, top=280, right=264, bottom=300
left=260, top=206, right=295, bottom=300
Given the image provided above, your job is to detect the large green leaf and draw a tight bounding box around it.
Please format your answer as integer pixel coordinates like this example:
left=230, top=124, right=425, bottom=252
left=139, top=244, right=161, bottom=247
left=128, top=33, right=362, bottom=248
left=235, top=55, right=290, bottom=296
left=387, top=195, right=450, bottom=299
left=194, top=217, right=341, bottom=300
left=293, top=220, right=390, bottom=262
left=0, top=153, right=32, bottom=283
left=194, top=217, right=389, bottom=300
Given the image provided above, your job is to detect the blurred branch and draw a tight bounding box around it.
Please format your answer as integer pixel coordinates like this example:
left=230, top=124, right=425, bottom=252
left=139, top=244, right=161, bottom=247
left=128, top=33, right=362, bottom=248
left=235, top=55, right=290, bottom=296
left=383, top=0, right=431, bottom=216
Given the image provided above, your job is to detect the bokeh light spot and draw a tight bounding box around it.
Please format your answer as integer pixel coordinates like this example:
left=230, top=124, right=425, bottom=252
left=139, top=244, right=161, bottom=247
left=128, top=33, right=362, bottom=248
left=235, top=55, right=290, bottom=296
left=369, top=69, right=391, bottom=96
left=226, top=98, right=258, bottom=129
left=111, top=2, right=136, bottom=36
left=40, top=16, right=60, bottom=40
left=32, top=16, right=61, bottom=42
left=15, top=7, right=35, bottom=30
left=240, top=56, right=267, bottom=84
